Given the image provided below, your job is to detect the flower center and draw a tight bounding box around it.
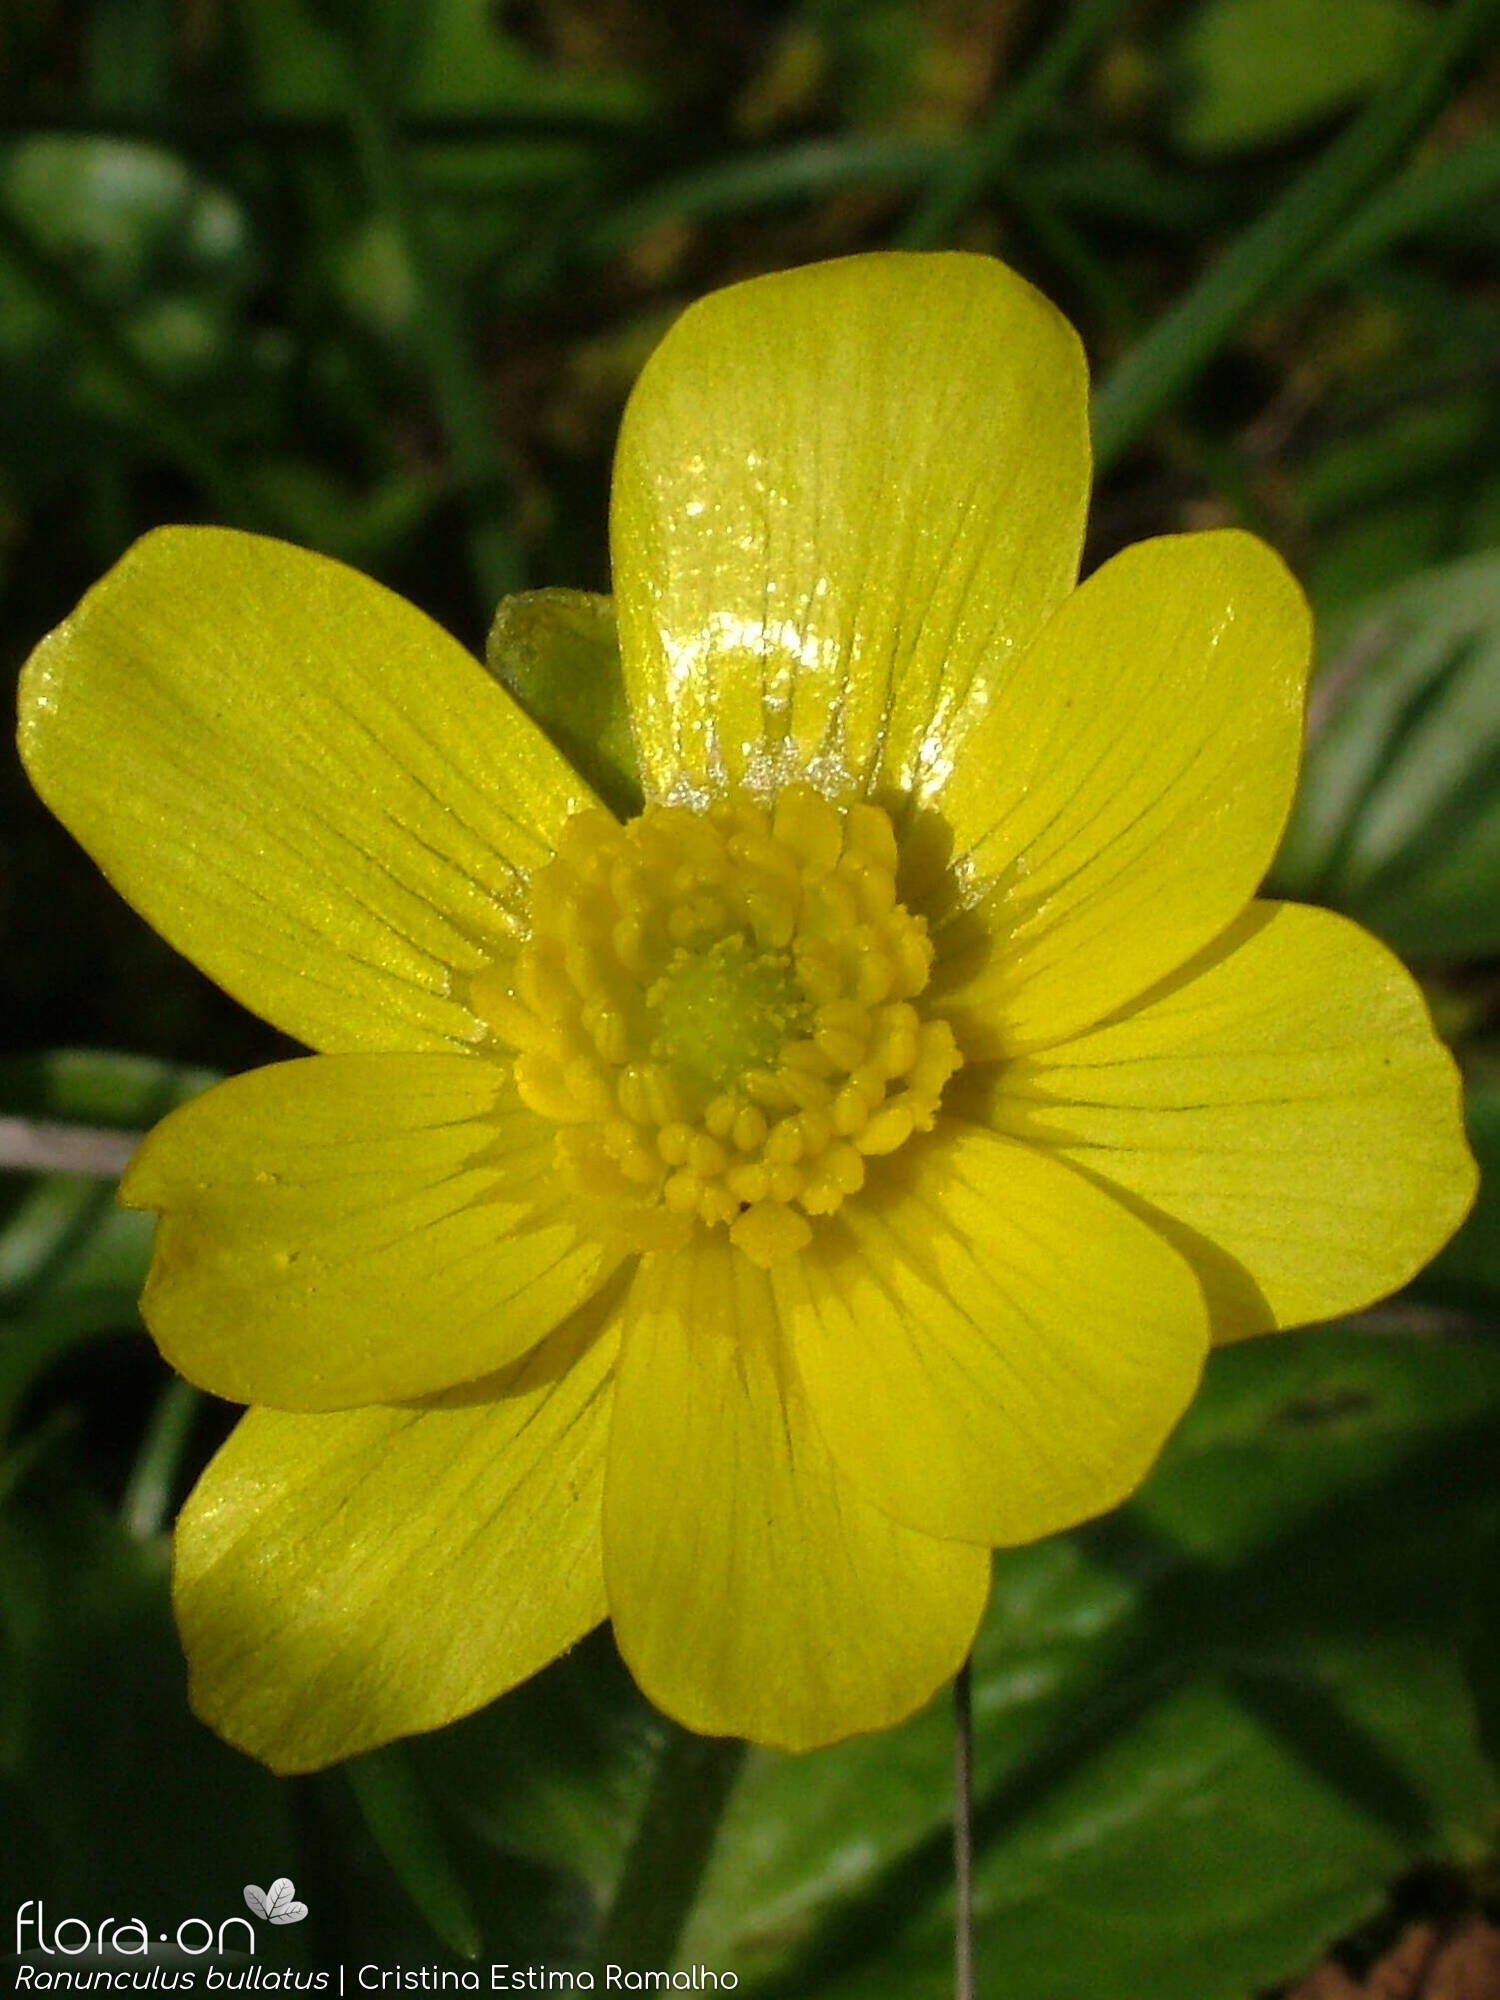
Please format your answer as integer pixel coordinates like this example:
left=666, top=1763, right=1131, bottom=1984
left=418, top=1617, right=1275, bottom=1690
left=648, top=934, right=811, bottom=1100
left=471, top=785, right=961, bottom=1268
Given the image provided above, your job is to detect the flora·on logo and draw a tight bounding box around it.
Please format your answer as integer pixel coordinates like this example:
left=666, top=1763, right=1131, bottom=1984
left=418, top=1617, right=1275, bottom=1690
left=242, top=1883, right=307, bottom=1927
left=14, top=1902, right=257, bottom=1957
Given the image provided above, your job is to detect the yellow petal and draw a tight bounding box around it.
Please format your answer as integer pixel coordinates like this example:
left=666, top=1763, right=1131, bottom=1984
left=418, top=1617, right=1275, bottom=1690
left=175, top=1299, right=618, bottom=1773
left=932, top=531, right=1312, bottom=1051
left=777, top=1124, right=1207, bottom=1545
left=611, top=252, right=1088, bottom=805
left=121, top=1053, right=622, bottom=1409
left=982, top=902, right=1476, bottom=1339
left=19, top=528, right=597, bottom=1054
left=603, top=1238, right=990, bottom=1751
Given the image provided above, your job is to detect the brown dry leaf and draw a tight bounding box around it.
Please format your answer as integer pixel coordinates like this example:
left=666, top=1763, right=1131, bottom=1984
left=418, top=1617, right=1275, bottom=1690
left=1369, top=1922, right=1439, bottom=1999
left=1423, top=1918, right=1500, bottom=2000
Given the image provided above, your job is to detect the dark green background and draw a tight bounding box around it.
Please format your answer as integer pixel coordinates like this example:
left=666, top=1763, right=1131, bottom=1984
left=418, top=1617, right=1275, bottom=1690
left=2, top=1, right=1499, bottom=1993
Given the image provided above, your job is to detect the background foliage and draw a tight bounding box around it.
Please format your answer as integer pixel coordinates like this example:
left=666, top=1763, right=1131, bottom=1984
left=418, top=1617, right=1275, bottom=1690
left=2, top=1, right=1499, bottom=1993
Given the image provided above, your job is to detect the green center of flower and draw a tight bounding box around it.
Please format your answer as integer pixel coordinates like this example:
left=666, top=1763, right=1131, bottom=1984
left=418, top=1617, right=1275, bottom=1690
left=471, top=785, right=961, bottom=1268
left=647, top=936, right=811, bottom=1100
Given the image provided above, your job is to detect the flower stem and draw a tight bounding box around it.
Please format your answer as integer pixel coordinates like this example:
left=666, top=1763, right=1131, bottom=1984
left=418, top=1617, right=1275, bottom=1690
left=954, top=1660, right=975, bottom=2000
left=591, top=1724, right=746, bottom=1977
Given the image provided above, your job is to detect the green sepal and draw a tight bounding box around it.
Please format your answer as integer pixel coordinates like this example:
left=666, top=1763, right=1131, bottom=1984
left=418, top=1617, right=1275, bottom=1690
left=485, top=589, right=643, bottom=821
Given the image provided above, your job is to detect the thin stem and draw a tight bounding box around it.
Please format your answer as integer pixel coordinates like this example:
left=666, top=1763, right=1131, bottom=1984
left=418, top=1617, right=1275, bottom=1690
left=898, top=0, right=1130, bottom=251
left=1091, top=0, right=1500, bottom=473
left=954, top=1661, right=975, bottom=2000
left=0, top=1118, right=141, bottom=1177
left=591, top=1724, right=746, bottom=1977
left=121, top=1378, right=202, bottom=1541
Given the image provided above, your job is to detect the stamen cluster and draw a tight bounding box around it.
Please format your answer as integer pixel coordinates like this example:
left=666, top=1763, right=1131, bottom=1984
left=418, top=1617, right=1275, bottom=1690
left=473, top=786, right=960, bottom=1267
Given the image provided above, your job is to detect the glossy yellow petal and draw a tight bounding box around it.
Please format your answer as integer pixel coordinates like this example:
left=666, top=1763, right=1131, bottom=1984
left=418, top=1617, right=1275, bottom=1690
left=982, top=902, right=1476, bottom=1339
left=611, top=252, right=1089, bottom=806
left=19, top=528, right=597, bottom=1054
left=931, top=532, right=1311, bottom=1051
left=121, top=1053, right=622, bottom=1409
left=777, top=1125, right=1208, bottom=1545
left=175, top=1300, right=618, bottom=1773
left=603, top=1239, right=990, bottom=1749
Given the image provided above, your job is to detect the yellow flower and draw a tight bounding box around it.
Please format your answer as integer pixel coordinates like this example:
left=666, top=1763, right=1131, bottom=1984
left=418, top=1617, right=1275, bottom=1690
left=18, top=253, right=1475, bottom=1774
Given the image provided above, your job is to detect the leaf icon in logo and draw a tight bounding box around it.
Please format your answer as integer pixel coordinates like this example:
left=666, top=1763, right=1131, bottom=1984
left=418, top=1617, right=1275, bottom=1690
left=243, top=1880, right=308, bottom=1925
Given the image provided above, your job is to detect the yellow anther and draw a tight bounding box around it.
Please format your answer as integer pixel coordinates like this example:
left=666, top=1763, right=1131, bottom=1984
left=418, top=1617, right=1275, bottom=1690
left=793, top=939, right=844, bottom=1002
left=855, top=948, right=895, bottom=1005
left=797, top=1108, right=833, bottom=1157
left=727, top=1161, right=771, bottom=1204
left=517, top=949, right=572, bottom=1017
left=873, top=1004, right=920, bottom=1078
left=556, top=1130, right=629, bottom=1195
left=612, top=916, right=655, bottom=982
left=615, top=1065, right=655, bottom=1125
left=833, top=1084, right=869, bottom=1137
left=747, top=888, right=797, bottom=950
left=700, top=1184, right=740, bottom=1227
left=765, top=1117, right=805, bottom=1166
left=732, top=1104, right=768, bottom=1152
left=482, top=787, right=959, bottom=1264
left=857, top=1102, right=914, bottom=1156
left=688, top=1133, right=729, bottom=1177
left=773, top=785, right=844, bottom=873
left=514, top=1055, right=588, bottom=1125
left=658, top=1121, right=694, bottom=1166
left=811, top=875, right=859, bottom=932
left=891, top=923, right=934, bottom=998
left=731, top=1199, right=813, bottom=1267
left=563, top=1058, right=615, bottom=1121
left=844, top=802, right=898, bottom=872
left=744, top=1068, right=796, bottom=1112
left=584, top=1001, right=631, bottom=1066
left=815, top=1022, right=866, bottom=1071
left=844, top=853, right=897, bottom=918
left=781, top=1065, right=833, bottom=1111
left=663, top=1169, right=703, bottom=1214
left=470, top=976, right=554, bottom=1054
left=603, top=1117, right=638, bottom=1158
left=705, top=1094, right=738, bottom=1139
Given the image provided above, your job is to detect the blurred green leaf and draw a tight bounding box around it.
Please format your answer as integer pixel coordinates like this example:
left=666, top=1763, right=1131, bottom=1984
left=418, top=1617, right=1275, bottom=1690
left=407, top=1627, right=660, bottom=1902
left=1273, top=547, right=1500, bottom=956
left=375, top=1333, right=1500, bottom=1991
left=1307, top=124, right=1500, bottom=280
left=1296, top=392, right=1489, bottom=526
left=1467, top=1524, right=1500, bottom=1779
left=346, top=1745, right=484, bottom=1959
left=1172, top=0, right=1433, bottom=155
left=0, top=1472, right=296, bottom=1931
left=235, top=0, right=351, bottom=116
left=0, top=1049, right=218, bottom=1129
left=682, top=1330, right=1500, bottom=1995
left=86, top=0, right=173, bottom=114
left=487, top=590, right=642, bottom=818
left=0, top=137, right=251, bottom=303
left=404, top=0, right=645, bottom=122
left=1090, top=0, right=1500, bottom=470
left=1423, top=1079, right=1500, bottom=1306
